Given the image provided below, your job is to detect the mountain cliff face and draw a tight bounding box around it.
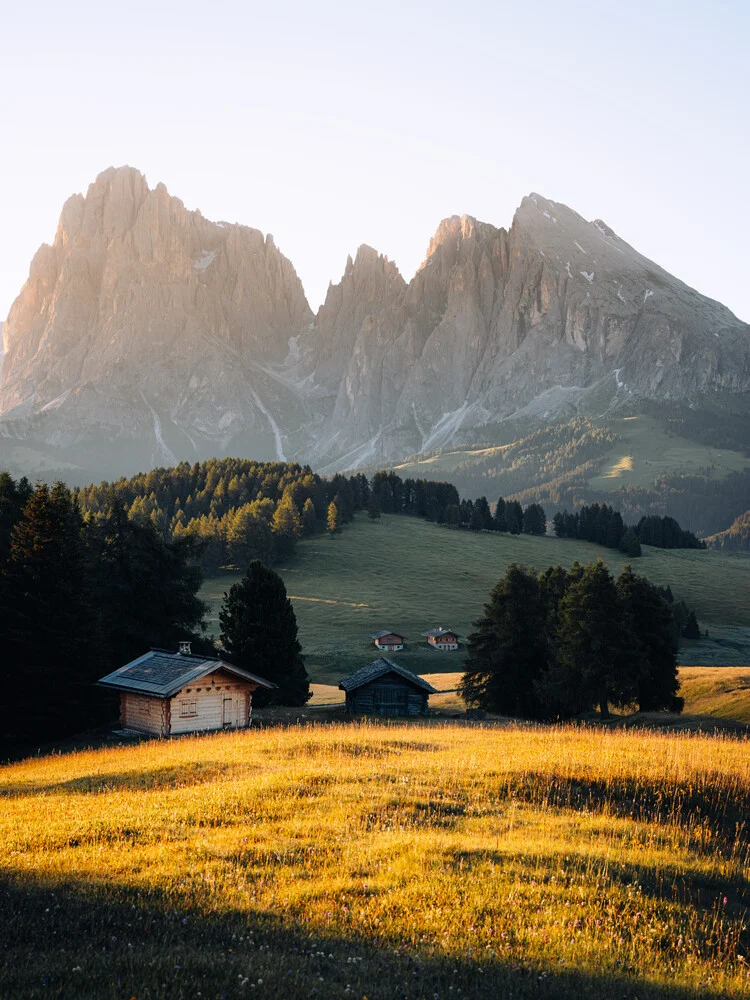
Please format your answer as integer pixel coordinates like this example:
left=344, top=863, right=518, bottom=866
left=0, top=167, right=313, bottom=473
left=300, top=198, right=749, bottom=469
left=0, top=168, right=748, bottom=480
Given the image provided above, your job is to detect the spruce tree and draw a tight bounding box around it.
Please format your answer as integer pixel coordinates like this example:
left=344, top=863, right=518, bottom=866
left=493, top=497, right=507, bottom=532
left=302, top=497, right=318, bottom=535
left=616, top=566, right=680, bottom=711
left=547, top=561, right=638, bottom=718
left=1, top=482, right=94, bottom=741
left=682, top=610, right=701, bottom=640
left=505, top=500, right=524, bottom=535
left=219, top=560, right=310, bottom=706
left=367, top=493, right=382, bottom=521
left=459, top=564, right=550, bottom=717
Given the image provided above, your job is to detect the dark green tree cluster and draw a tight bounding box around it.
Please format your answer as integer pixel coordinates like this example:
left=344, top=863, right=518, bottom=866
left=552, top=503, right=641, bottom=557
left=74, top=459, right=368, bottom=573
left=459, top=561, right=683, bottom=720
left=0, top=476, right=209, bottom=749
left=436, top=495, right=546, bottom=536
left=219, top=560, right=310, bottom=706
left=368, top=471, right=459, bottom=519
left=636, top=515, right=705, bottom=549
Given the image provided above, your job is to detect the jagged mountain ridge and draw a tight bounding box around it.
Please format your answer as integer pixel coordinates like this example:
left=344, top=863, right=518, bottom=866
left=0, top=166, right=748, bottom=481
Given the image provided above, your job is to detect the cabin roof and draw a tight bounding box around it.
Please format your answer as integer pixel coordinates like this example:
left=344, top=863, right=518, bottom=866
left=422, top=627, right=460, bottom=638
left=371, top=630, right=404, bottom=640
left=97, top=648, right=276, bottom=698
left=338, top=657, right=438, bottom=694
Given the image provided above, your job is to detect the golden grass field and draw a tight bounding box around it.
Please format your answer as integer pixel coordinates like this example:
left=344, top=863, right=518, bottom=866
left=1, top=723, right=749, bottom=999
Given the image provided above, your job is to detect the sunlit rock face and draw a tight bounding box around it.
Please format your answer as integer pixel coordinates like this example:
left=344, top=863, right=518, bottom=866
left=0, top=166, right=314, bottom=472
left=301, top=197, right=750, bottom=470
left=1, top=170, right=748, bottom=480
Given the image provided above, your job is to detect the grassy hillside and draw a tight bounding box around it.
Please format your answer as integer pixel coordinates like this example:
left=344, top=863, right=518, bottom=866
left=202, top=516, right=750, bottom=682
left=679, top=668, right=750, bottom=724
left=2, top=724, right=749, bottom=999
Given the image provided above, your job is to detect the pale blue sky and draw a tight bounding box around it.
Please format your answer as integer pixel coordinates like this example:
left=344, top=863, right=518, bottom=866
left=1, top=0, right=749, bottom=321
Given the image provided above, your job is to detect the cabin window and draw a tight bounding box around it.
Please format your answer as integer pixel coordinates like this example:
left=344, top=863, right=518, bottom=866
left=179, top=700, right=198, bottom=718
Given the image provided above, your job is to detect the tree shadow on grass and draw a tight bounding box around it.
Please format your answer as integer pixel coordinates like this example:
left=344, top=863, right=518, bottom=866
left=0, top=872, right=743, bottom=1000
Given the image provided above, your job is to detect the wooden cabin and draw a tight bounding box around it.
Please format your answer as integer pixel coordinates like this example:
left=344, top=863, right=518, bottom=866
left=371, top=630, right=405, bottom=652
left=98, top=644, right=275, bottom=737
left=423, top=627, right=460, bottom=651
left=339, top=657, right=437, bottom=716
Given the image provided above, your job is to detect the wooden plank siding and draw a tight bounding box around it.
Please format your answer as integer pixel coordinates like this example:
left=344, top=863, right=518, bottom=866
left=120, top=693, right=168, bottom=736
left=121, top=671, right=256, bottom=736
left=345, top=676, right=429, bottom=717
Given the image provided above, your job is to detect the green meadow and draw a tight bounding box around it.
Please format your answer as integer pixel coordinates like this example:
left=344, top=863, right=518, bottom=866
left=201, top=515, right=750, bottom=682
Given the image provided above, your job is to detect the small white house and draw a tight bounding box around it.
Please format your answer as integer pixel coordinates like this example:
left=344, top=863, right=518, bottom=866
left=423, top=627, right=460, bottom=651
left=98, top=644, right=275, bottom=737
left=371, top=630, right=405, bottom=652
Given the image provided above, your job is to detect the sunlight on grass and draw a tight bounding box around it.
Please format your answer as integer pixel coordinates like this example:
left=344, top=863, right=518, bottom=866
left=602, top=454, right=634, bottom=479
left=1, top=724, right=748, bottom=997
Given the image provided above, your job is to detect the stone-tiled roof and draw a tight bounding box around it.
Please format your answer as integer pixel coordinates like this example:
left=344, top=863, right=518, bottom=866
left=422, top=627, right=460, bottom=639
left=98, top=648, right=275, bottom=698
left=371, top=630, right=404, bottom=640
left=338, top=657, right=437, bottom=694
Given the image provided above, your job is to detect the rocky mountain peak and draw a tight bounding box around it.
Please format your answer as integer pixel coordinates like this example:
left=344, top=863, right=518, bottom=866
left=0, top=170, right=747, bottom=482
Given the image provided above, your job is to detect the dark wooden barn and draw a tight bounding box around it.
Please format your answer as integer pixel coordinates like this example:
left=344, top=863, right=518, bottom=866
left=338, top=658, right=437, bottom=716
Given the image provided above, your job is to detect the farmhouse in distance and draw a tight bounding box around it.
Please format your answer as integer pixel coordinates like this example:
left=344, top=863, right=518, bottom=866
left=98, top=644, right=275, bottom=737
left=339, top=658, right=438, bottom=716
left=371, top=630, right=405, bottom=652
left=423, top=627, right=460, bottom=651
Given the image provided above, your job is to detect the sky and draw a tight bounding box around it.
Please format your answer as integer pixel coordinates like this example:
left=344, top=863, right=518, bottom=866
left=1, top=0, right=749, bottom=322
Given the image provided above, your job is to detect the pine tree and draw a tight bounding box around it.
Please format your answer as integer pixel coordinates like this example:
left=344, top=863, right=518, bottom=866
left=619, top=527, right=642, bottom=558
left=505, top=500, right=524, bottom=535
left=327, top=501, right=342, bottom=536
left=682, top=610, right=701, bottom=640
left=271, top=493, right=303, bottom=555
left=367, top=493, right=382, bottom=521
left=522, top=503, right=547, bottom=536
left=616, top=565, right=680, bottom=711
left=302, top=497, right=318, bottom=535
left=219, top=560, right=310, bottom=706
left=547, top=561, right=638, bottom=718
left=493, top=497, right=507, bottom=532
left=459, top=564, right=550, bottom=717
left=1, top=482, right=94, bottom=742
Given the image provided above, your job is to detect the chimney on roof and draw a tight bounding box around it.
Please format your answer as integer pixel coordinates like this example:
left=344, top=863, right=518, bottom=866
left=178, top=641, right=192, bottom=655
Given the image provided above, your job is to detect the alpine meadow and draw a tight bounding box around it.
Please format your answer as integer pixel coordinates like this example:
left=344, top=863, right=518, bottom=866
left=2, top=3, right=750, bottom=999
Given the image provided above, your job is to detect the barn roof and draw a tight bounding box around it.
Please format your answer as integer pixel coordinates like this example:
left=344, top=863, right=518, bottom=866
left=371, top=630, right=404, bottom=640
left=338, top=658, right=438, bottom=694
left=422, top=627, right=460, bottom=638
left=98, top=648, right=275, bottom=698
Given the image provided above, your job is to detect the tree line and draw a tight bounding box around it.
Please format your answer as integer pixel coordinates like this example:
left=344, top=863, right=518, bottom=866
left=552, top=503, right=705, bottom=556
left=460, top=561, right=686, bottom=720
left=367, top=471, right=547, bottom=536
left=0, top=474, right=210, bottom=748
left=0, top=472, right=316, bottom=750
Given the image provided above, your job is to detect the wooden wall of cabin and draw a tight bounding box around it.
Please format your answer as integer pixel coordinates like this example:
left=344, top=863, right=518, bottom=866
left=345, top=678, right=428, bottom=716
left=169, top=673, right=255, bottom=734
left=120, top=693, right=168, bottom=736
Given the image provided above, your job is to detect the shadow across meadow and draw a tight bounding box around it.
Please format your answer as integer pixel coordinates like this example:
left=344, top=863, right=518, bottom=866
left=0, top=871, right=742, bottom=1000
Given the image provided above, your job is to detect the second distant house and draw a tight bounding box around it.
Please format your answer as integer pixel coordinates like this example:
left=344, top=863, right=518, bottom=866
left=423, top=627, right=460, bottom=651
left=372, top=630, right=405, bottom=652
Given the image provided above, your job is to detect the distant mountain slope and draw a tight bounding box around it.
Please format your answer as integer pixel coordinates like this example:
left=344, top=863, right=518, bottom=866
left=0, top=167, right=748, bottom=490
left=706, top=509, right=750, bottom=551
